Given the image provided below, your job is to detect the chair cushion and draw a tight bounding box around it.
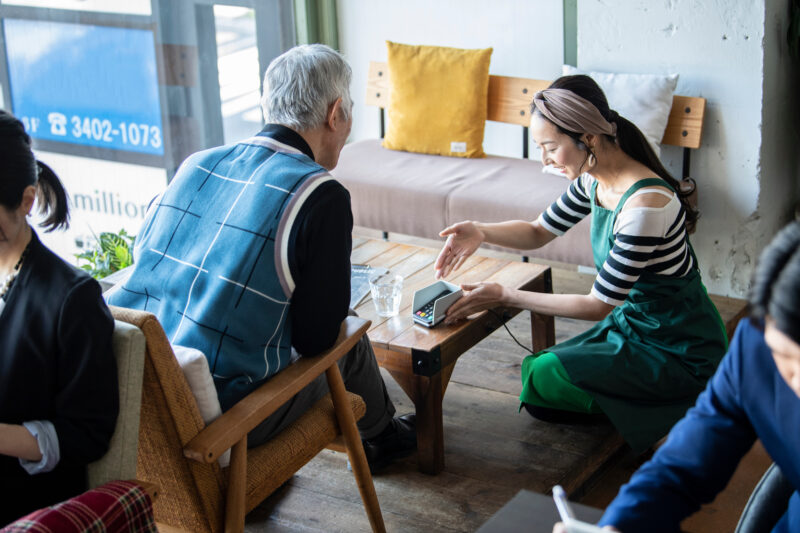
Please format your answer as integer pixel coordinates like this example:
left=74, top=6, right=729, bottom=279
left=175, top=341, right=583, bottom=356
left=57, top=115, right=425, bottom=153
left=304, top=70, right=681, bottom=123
left=88, top=320, right=145, bottom=488
left=383, top=41, right=492, bottom=158
left=172, top=346, right=222, bottom=426
left=332, top=139, right=594, bottom=267
left=172, top=345, right=230, bottom=467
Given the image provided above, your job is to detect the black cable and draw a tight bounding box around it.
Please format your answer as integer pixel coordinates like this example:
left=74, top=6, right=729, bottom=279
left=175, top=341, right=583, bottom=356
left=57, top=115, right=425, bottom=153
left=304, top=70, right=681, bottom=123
left=488, top=308, right=534, bottom=354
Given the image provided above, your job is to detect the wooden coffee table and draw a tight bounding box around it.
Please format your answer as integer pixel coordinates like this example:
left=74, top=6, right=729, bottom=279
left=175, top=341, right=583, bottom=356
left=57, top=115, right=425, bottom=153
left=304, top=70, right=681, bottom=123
left=351, top=238, right=555, bottom=474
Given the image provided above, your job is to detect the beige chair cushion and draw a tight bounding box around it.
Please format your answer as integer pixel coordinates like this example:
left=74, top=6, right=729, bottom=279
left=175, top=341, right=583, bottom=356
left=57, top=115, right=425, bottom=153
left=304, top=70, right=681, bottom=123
left=88, top=320, right=145, bottom=487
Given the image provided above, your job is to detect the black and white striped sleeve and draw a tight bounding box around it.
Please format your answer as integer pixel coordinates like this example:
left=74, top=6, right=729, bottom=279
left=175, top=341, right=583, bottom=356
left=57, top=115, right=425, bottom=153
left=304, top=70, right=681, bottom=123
left=591, top=206, right=671, bottom=306
left=537, top=175, right=593, bottom=236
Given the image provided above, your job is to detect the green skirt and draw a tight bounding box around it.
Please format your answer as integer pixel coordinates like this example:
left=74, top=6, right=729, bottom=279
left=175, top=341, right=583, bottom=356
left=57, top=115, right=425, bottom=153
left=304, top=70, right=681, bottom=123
left=521, top=271, right=727, bottom=453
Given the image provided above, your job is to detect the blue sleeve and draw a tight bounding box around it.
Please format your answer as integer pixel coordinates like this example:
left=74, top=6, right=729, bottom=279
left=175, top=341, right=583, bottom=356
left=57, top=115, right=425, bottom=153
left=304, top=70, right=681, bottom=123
left=599, top=323, right=758, bottom=532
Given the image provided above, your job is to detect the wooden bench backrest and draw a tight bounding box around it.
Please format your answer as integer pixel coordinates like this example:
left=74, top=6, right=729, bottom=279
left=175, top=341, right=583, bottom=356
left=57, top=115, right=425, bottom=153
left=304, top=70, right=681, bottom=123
left=365, top=61, right=705, bottom=149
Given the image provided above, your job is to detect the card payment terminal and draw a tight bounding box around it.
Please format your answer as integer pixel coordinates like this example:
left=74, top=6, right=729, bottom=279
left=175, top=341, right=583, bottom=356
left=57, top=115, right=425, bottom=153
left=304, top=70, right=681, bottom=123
left=412, top=280, right=462, bottom=327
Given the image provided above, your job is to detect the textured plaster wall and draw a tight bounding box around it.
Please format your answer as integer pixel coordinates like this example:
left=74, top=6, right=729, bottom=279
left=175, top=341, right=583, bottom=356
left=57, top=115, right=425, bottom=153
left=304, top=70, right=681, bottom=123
left=337, top=0, right=564, bottom=158
left=577, top=0, right=799, bottom=297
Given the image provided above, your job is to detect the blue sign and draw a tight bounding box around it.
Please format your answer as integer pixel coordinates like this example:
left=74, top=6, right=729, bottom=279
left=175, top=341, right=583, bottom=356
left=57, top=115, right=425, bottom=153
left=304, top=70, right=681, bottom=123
left=4, top=18, right=164, bottom=156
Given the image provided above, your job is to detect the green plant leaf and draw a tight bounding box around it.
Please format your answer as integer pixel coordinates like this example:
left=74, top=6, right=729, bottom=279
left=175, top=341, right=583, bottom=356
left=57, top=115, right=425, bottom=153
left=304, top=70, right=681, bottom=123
left=75, top=228, right=136, bottom=280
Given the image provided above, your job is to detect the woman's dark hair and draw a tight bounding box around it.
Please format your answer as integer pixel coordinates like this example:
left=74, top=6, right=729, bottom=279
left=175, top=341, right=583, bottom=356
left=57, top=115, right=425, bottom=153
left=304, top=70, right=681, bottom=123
left=536, top=75, right=699, bottom=233
left=0, top=109, right=69, bottom=231
left=749, top=221, right=800, bottom=345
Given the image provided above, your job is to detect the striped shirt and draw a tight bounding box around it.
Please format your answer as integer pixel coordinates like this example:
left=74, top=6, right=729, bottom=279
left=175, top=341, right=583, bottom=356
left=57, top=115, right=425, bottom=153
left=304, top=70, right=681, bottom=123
left=538, top=175, right=695, bottom=306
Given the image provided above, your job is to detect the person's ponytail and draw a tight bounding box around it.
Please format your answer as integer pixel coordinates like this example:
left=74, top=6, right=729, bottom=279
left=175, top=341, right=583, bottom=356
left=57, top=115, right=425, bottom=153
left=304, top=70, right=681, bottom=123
left=35, top=160, right=69, bottom=231
left=0, top=109, right=70, bottom=231
left=612, top=113, right=699, bottom=233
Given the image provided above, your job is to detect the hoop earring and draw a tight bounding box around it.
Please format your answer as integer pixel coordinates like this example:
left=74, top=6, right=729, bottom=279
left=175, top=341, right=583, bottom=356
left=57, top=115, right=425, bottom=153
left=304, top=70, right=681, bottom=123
left=587, top=152, right=596, bottom=168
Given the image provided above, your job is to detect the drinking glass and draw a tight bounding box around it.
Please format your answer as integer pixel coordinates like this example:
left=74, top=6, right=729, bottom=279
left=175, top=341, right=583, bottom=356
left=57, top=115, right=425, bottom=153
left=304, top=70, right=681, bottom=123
left=369, top=273, right=403, bottom=317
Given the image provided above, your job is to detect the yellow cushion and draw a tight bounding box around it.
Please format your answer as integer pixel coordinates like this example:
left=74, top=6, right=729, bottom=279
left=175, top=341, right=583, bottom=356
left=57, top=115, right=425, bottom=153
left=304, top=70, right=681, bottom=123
left=383, top=41, right=492, bottom=158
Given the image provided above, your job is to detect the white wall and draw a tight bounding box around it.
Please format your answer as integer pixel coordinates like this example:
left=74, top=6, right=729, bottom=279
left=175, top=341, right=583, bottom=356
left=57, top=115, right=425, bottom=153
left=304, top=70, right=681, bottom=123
left=338, top=0, right=798, bottom=297
left=577, top=0, right=798, bottom=297
left=337, top=0, right=564, bottom=158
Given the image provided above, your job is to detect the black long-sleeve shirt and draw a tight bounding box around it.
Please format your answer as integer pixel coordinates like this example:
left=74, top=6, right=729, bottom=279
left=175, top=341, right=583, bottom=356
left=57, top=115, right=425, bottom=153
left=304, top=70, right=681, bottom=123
left=270, top=125, right=353, bottom=356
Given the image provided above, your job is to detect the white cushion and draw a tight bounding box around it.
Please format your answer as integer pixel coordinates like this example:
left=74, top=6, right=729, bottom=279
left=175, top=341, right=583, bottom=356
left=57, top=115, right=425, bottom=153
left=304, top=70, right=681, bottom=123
left=561, top=65, right=678, bottom=156
left=172, top=345, right=230, bottom=467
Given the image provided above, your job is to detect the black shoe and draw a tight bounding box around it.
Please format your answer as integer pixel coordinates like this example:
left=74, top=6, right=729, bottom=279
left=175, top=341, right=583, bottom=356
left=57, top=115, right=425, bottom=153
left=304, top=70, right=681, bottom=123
left=362, top=413, right=417, bottom=473
left=522, top=403, right=609, bottom=425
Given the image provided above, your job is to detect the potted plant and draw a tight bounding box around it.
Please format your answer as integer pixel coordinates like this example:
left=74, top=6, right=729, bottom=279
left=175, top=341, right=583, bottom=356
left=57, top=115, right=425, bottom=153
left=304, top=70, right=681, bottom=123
left=75, top=229, right=135, bottom=281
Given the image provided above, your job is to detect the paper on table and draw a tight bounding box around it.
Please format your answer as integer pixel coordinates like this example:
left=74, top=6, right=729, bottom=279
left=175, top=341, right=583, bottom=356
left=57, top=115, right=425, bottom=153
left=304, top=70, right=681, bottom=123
left=350, top=264, right=389, bottom=308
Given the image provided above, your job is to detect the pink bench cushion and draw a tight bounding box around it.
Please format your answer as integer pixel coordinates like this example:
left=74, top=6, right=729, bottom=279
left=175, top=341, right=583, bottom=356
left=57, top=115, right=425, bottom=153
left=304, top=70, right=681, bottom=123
left=332, top=139, right=594, bottom=267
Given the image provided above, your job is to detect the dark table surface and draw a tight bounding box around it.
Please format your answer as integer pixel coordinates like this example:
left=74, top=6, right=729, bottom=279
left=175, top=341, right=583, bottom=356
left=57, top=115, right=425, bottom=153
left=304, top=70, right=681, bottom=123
left=477, top=489, right=605, bottom=533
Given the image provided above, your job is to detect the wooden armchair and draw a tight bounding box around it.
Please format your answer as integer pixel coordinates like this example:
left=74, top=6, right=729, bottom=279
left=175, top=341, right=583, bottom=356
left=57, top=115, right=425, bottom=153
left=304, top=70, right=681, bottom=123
left=110, top=307, right=385, bottom=533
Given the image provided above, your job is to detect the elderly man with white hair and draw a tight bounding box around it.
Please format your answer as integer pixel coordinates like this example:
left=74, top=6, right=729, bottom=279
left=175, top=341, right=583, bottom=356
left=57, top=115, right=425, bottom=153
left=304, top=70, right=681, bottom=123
left=109, top=44, right=415, bottom=472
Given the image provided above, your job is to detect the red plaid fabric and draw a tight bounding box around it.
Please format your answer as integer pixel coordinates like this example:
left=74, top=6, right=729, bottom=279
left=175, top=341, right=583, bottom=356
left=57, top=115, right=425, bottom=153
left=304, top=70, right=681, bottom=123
left=0, top=480, right=157, bottom=533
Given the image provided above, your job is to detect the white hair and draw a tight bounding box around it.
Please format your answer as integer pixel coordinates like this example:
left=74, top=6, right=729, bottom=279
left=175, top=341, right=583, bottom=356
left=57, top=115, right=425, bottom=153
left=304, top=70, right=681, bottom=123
left=261, top=44, right=353, bottom=131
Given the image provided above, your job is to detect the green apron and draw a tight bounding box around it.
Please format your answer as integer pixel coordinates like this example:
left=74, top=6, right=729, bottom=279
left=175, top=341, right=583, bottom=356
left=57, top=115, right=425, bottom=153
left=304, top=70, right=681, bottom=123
left=521, top=178, right=728, bottom=453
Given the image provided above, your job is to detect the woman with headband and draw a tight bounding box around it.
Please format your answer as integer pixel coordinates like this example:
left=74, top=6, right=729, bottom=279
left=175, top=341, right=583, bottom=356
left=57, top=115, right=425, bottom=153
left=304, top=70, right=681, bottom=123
left=0, top=109, right=118, bottom=524
left=434, top=75, right=727, bottom=452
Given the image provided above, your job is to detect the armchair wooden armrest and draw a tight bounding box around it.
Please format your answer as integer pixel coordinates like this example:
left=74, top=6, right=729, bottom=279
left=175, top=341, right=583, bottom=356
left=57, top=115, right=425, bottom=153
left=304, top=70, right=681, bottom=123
left=183, top=316, right=371, bottom=464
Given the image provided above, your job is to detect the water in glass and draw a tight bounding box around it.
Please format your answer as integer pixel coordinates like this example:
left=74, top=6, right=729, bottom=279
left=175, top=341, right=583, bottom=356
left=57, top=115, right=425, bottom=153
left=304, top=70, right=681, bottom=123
left=369, top=273, right=403, bottom=317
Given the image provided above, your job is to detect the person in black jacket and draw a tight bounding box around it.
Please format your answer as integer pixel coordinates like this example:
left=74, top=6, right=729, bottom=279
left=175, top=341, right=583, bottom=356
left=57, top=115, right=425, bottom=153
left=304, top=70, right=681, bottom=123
left=0, top=109, right=119, bottom=525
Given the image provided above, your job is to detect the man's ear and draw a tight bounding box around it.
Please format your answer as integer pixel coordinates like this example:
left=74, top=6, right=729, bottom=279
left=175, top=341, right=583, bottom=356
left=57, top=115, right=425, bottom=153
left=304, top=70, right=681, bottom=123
left=326, top=97, right=344, bottom=130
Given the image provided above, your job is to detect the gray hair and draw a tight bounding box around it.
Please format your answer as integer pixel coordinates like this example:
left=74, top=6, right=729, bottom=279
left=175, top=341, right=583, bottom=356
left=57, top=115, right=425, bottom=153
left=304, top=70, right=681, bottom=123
left=261, top=44, right=353, bottom=131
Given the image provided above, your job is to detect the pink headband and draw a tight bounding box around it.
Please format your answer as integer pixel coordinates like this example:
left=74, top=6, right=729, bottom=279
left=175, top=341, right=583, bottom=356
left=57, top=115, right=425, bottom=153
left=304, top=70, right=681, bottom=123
left=532, top=88, right=617, bottom=137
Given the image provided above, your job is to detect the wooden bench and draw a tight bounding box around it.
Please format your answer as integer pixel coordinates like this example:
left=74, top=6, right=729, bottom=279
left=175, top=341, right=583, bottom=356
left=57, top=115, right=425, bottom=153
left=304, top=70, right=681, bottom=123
left=366, top=61, right=705, bottom=170
left=332, top=62, right=707, bottom=268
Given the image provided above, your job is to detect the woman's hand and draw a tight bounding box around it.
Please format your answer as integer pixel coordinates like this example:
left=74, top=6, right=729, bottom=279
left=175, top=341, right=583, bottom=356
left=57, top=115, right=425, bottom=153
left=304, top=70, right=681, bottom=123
left=435, top=221, right=485, bottom=279
left=444, top=282, right=507, bottom=324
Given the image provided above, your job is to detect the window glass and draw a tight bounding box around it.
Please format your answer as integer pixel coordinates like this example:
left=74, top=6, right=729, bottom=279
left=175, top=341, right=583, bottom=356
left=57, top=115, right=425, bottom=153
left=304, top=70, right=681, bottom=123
left=0, top=1, right=288, bottom=264
left=0, top=0, right=151, bottom=16
left=214, top=5, right=262, bottom=144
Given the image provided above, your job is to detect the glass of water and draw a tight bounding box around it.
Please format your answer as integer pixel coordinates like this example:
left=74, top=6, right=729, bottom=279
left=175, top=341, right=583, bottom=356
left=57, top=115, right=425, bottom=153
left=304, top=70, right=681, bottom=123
left=369, top=273, right=403, bottom=317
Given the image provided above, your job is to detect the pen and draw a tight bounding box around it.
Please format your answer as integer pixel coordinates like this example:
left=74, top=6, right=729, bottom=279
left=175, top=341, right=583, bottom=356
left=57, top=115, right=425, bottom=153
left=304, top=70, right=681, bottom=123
left=553, top=485, right=575, bottom=521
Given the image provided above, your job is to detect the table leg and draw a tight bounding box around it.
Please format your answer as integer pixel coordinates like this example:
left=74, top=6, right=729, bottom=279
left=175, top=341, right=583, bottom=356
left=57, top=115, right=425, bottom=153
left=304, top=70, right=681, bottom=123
left=412, top=373, right=444, bottom=474
left=531, top=311, right=555, bottom=353
left=376, top=346, right=446, bottom=474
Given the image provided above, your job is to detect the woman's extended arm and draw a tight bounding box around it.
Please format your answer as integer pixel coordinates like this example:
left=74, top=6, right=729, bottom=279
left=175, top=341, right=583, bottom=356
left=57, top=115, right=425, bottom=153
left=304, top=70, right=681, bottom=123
left=477, top=219, right=559, bottom=250
left=436, top=176, right=594, bottom=279
left=435, top=220, right=557, bottom=279
left=444, top=282, right=614, bottom=324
